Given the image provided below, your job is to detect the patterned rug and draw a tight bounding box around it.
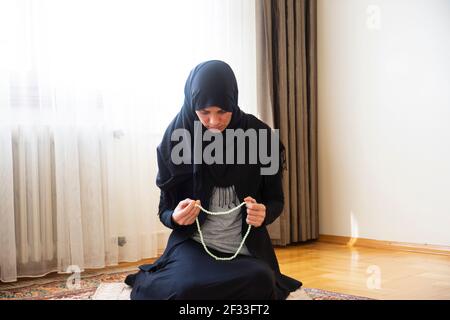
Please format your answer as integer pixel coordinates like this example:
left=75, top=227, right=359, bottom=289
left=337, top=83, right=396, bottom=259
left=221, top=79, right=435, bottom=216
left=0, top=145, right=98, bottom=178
left=0, top=268, right=374, bottom=300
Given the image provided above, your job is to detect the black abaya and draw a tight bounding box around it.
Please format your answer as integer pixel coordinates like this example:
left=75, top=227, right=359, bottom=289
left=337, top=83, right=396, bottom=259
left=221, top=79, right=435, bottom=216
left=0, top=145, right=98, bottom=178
left=125, top=60, right=302, bottom=299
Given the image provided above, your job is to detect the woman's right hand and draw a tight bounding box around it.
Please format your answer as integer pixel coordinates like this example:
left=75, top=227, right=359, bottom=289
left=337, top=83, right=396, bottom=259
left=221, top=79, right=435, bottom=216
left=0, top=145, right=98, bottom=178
left=172, top=198, right=201, bottom=226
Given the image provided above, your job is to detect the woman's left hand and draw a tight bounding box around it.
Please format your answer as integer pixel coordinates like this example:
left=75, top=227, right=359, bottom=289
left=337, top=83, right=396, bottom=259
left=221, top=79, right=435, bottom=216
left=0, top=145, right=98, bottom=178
left=244, top=196, right=266, bottom=227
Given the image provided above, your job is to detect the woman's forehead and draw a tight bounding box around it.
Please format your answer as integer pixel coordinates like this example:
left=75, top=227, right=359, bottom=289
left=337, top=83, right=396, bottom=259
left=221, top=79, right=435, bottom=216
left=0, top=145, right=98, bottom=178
left=198, top=106, right=230, bottom=113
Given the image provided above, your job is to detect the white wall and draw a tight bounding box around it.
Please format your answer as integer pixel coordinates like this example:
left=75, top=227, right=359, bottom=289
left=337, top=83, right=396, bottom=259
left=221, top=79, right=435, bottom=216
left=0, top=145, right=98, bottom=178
left=317, top=0, right=450, bottom=246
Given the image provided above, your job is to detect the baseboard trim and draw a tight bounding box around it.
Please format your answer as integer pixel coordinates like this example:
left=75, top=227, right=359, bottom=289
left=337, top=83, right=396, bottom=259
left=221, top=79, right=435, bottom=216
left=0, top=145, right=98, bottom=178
left=318, top=234, right=450, bottom=256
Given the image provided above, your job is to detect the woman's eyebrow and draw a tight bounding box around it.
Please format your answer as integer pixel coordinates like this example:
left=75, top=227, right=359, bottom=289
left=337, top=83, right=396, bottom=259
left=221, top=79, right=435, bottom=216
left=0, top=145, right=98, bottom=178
left=200, top=109, right=226, bottom=113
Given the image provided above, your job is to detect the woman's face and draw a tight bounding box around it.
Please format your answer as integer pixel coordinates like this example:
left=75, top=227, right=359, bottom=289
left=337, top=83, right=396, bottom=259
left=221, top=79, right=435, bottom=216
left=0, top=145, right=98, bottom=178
left=195, top=106, right=232, bottom=133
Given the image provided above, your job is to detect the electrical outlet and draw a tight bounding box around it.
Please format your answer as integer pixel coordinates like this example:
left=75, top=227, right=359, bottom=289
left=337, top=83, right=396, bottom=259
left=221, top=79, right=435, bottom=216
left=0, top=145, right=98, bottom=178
left=118, top=236, right=127, bottom=247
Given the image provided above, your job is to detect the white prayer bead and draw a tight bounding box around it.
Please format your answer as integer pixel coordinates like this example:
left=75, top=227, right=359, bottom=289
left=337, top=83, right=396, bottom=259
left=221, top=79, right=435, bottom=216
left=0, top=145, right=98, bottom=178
left=194, top=202, right=252, bottom=261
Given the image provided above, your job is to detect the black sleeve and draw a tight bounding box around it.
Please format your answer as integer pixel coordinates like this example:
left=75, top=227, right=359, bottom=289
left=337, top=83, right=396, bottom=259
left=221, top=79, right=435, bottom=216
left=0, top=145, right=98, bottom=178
left=159, top=208, right=183, bottom=230
left=260, top=164, right=285, bottom=226
left=258, top=124, right=286, bottom=227
left=157, top=190, right=186, bottom=230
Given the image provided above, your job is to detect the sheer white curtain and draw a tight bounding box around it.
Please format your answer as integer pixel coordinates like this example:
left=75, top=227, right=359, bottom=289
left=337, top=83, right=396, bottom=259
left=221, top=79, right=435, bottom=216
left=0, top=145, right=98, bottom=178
left=0, top=0, right=256, bottom=282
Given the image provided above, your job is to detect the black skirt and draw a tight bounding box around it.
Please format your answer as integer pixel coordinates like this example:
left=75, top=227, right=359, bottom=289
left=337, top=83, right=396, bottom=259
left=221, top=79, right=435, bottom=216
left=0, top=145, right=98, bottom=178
left=125, top=238, right=288, bottom=300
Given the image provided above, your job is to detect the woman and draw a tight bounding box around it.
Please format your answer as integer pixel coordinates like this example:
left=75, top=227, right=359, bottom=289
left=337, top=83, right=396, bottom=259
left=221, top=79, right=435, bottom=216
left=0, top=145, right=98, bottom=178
left=125, top=60, right=302, bottom=299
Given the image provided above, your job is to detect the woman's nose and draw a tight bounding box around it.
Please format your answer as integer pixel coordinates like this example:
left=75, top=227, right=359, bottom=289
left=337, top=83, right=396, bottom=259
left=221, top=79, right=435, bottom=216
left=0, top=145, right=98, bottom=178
left=209, top=116, right=220, bottom=126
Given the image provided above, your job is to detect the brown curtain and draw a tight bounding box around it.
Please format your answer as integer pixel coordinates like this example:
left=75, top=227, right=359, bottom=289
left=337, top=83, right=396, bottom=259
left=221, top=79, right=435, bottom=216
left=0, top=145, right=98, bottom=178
left=256, top=0, right=318, bottom=245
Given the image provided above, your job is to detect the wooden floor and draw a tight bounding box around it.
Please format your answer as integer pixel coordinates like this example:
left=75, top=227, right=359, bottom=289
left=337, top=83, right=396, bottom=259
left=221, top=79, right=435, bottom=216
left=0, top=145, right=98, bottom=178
left=275, top=241, right=450, bottom=300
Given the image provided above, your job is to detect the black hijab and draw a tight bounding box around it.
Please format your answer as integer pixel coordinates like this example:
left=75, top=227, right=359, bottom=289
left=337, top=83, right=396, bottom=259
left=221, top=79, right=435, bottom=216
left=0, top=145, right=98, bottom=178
left=156, top=60, right=284, bottom=212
